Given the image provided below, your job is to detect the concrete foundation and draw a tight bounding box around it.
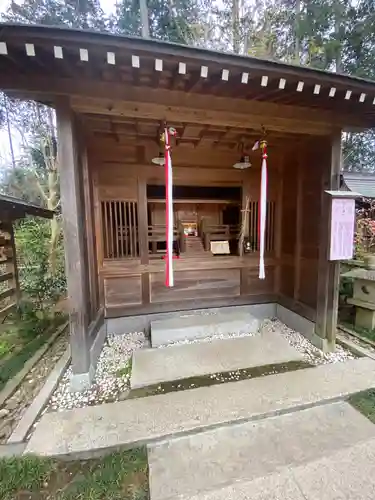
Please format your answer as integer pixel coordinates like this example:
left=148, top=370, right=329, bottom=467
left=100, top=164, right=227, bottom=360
left=151, top=311, right=262, bottom=347
left=69, top=321, right=107, bottom=392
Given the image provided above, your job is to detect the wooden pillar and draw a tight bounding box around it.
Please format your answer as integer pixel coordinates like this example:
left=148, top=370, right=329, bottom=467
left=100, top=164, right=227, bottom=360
left=81, top=142, right=99, bottom=320
left=138, top=177, right=150, bottom=304
left=315, top=131, right=341, bottom=351
left=240, top=177, right=250, bottom=294
left=294, top=152, right=303, bottom=301
left=274, top=155, right=284, bottom=295
left=56, top=97, right=90, bottom=377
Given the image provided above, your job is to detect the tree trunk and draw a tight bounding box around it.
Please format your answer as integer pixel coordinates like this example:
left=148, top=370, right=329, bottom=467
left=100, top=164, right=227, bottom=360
left=47, top=169, right=60, bottom=274
left=232, top=0, right=240, bottom=53
left=334, top=1, right=342, bottom=73
left=294, top=0, right=301, bottom=63
left=139, top=0, right=150, bottom=38
left=3, top=94, right=16, bottom=169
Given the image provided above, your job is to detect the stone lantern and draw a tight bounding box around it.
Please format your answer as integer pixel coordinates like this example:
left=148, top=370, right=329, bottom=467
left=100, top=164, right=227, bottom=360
left=342, top=266, right=375, bottom=330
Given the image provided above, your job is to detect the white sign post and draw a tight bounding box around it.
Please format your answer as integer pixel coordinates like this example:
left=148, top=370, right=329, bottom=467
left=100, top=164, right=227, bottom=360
left=326, top=191, right=360, bottom=261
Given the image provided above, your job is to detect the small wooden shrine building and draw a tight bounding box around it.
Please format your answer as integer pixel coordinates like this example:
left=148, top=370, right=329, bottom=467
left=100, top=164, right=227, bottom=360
left=0, top=194, right=54, bottom=317
left=1, top=23, right=375, bottom=388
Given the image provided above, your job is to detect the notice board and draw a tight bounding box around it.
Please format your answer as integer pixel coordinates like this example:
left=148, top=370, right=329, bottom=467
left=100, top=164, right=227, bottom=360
left=329, top=197, right=355, bottom=261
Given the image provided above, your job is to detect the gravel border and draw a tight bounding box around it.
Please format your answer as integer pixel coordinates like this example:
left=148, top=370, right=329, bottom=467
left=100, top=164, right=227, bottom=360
left=49, top=332, right=147, bottom=411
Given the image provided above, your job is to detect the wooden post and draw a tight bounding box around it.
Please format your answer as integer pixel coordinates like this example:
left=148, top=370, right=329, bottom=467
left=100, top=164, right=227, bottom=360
left=325, top=133, right=342, bottom=347
left=81, top=140, right=99, bottom=320
left=294, top=153, right=303, bottom=301
left=56, top=97, right=90, bottom=377
left=315, top=132, right=341, bottom=351
left=274, top=154, right=284, bottom=294
left=138, top=177, right=150, bottom=305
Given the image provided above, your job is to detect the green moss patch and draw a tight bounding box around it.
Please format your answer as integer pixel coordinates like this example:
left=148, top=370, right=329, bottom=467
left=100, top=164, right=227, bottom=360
left=0, top=447, right=148, bottom=500
left=350, top=389, right=375, bottom=424
left=126, top=360, right=312, bottom=400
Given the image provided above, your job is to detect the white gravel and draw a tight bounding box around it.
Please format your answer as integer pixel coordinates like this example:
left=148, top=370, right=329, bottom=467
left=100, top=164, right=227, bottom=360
left=263, top=319, right=355, bottom=365
left=158, top=318, right=355, bottom=365
left=48, top=332, right=146, bottom=412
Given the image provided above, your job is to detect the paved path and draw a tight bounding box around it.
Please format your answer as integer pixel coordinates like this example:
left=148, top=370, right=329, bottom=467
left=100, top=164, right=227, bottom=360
left=26, top=358, right=375, bottom=458
left=148, top=402, right=375, bottom=500
left=185, top=437, right=375, bottom=500
left=131, top=331, right=303, bottom=389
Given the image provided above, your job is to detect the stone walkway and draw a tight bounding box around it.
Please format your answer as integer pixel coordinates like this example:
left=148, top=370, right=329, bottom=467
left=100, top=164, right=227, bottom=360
left=131, top=330, right=303, bottom=389
left=148, top=402, right=375, bottom=500
left=184, top=436, right=375, bottom=500
left=26, top=358, right=375, bottom=457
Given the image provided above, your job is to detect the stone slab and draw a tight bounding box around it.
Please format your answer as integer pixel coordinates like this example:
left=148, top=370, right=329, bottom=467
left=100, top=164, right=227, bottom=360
left=107, top=304, right=276, bottom=336
left=131, top=331, right=303, bottom=389
left=151, top=310, right=262, bottom=347
left=25, top=358, right=375, bottom=458
left=148, top=402, right=375, bottom=500
left=188, top=437, right=375, bottom=500
left=0, top=442, right=26, bottom=458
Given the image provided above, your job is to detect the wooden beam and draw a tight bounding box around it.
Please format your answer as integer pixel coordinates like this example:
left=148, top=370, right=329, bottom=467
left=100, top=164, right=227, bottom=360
left=56, top=96, right=91, bottom=375
left=0, top=74, right=370, bottom=132
left=72, top=98, right=334, bottom=137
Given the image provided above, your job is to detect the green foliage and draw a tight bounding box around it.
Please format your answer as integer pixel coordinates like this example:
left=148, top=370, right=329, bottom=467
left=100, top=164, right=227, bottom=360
left=0, top=448, right=148, bottom=500
left=15, top=218, right=66, bottom=309
left=0, top=332, right=48, bottom=390
left=116, top=358, right=133, bottom=378
left=61, top=448, right=148, bottom=500
left=0, top=455, right=55, bottom=500
left=0, top=340, right=11, bottom=358
left=1, top=0, right=109, bottom=31
left=339, top=276, right=353, bottom=302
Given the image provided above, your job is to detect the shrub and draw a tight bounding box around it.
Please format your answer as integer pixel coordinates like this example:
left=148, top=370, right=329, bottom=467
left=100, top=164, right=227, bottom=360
left=15, top=218, right=66, bottom=309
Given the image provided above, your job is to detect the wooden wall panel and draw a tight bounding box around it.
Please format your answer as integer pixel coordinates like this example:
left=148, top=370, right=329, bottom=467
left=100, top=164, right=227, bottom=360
left=242, top=267, right=275, bottom=295
left=297, top=141, right=325, bottom=311
left=299, top=260, right=318, bottom=309
left=98, top=183, right=137, bottom=201
left=104, top=276, right=142, bottom=307
left=151, top=269, right=240, bottom=303
left=280, top=264, right=295, bottom=298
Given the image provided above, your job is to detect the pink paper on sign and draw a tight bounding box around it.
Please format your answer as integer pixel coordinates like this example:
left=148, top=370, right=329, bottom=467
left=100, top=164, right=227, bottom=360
left=329, top=198, right=355, bottom=261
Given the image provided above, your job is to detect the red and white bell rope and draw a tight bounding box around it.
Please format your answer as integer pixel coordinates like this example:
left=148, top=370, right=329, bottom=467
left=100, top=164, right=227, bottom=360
left=259, top=140, right=268, bottom=280
left=164, top=127, right=175, bottom=287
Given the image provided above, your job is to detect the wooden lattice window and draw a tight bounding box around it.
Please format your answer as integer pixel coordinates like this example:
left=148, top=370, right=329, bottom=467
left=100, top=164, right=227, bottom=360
left=248, top=201, right=276, bottom=252
left=101, top=200, right=139, bottom=259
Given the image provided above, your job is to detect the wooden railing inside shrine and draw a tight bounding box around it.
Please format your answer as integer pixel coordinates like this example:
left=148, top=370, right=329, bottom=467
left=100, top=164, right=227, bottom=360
left=101, top=200, right=139, bottom=259
left=148, top=224, right=186, bottom=255
left=201, top=224, right=239, bottom=251
left=199, top=201, right=276, bottom=253
left=247, top=200, right=276, bottom=253
left=0, top=222, right=19, bottom=317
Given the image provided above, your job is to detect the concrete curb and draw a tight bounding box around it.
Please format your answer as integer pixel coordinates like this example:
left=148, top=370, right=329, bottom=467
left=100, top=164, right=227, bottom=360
left=338, top=324, right=375, bottom=349
left=7, top=347, right=71, bottom=445
left=0, top=321, right=69, bottom=407
left=336, top=333, right=375, bottom=361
